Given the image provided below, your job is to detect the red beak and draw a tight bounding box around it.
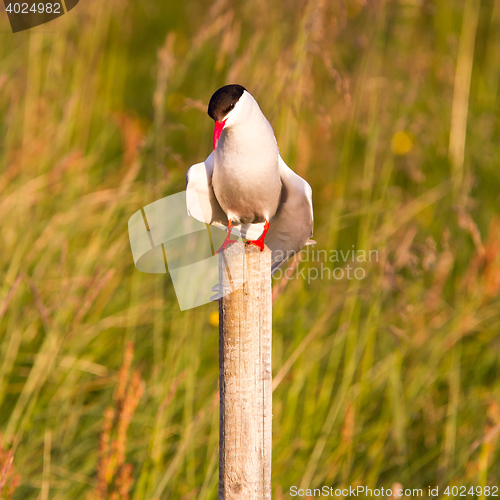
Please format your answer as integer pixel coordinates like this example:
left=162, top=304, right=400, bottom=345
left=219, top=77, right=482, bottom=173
left=213, top=119, right=227, bottom=150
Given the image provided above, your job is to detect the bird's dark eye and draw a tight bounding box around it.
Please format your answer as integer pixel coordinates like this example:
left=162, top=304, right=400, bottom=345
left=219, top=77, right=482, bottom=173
left=224, top=102, right=235, bottom=115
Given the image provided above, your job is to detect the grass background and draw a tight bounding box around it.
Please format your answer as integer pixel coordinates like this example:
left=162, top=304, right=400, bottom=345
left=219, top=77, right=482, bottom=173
left=1, top=0, right=500, bottom=498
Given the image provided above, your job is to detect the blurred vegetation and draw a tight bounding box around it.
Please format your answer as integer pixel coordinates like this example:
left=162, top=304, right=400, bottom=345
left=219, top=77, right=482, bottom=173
left=0, top=0, right=500, bottom=498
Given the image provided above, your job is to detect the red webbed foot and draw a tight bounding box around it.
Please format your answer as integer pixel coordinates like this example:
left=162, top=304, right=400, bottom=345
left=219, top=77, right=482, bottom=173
left=246, top=220, right=269, bottom=251
left=216, top=237, right=237, bottom=253
left=216, top=220, right=237, bottom=254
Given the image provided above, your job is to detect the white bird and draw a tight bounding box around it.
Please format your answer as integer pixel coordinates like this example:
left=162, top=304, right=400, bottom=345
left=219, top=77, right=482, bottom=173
left=186, top=84, right=314, bottom=274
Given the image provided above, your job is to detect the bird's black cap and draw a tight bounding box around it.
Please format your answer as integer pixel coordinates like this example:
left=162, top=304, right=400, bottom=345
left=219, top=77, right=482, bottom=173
left=208, top=84, right=246, bottom=122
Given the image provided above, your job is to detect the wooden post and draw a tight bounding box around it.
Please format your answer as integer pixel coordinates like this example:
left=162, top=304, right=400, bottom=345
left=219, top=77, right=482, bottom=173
left=218, top=242, right=272, bottom=499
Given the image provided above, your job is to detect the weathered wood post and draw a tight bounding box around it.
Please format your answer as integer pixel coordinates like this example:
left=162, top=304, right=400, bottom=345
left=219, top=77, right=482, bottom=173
left=218, top=242, right=272, bottom=499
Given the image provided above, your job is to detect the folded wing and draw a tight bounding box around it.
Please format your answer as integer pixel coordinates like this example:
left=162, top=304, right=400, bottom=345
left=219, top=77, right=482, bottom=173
left=186, top=152, right=228, bottom=226
left=266, top=155, right=314, bottom=273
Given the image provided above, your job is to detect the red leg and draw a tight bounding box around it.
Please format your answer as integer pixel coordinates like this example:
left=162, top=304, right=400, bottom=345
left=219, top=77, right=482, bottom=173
left=246, top=220, right=269, bottom=251
left=216, top=220, right=237, bottom=254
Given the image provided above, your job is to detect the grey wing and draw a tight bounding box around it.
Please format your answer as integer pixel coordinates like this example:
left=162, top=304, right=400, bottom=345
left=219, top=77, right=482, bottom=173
left=267, top=155, right=314, bottom=274
left=186, top=152, right=228, bottom=227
